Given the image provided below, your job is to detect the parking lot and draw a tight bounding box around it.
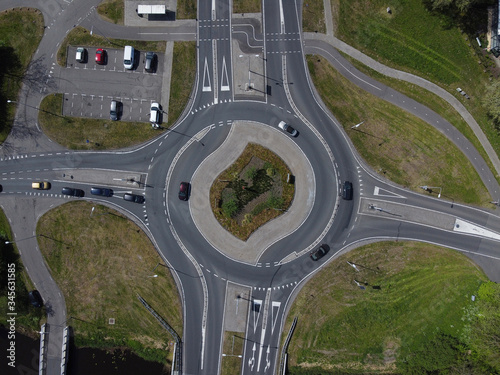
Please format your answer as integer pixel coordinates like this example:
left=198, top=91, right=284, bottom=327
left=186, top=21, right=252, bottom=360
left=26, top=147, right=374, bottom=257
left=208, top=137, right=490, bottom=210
left=62, top=46, right=165, bottom=122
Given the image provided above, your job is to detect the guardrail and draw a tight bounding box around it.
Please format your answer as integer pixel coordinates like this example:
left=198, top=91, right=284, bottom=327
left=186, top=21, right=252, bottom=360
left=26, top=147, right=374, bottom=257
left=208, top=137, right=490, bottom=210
left=38, top=323, right=47, bottom=375
left=137, top=294, right=181, bottom=373
left=278, top=316, right=297, bottom=375
left=60, top=326, right=69, bottom=375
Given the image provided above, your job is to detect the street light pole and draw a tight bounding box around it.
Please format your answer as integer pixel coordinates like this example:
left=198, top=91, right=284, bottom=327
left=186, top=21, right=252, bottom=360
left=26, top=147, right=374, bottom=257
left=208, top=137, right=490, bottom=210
left=5, top=234, right=41, bottom=245
left=420, top=185, right=442, bottom=198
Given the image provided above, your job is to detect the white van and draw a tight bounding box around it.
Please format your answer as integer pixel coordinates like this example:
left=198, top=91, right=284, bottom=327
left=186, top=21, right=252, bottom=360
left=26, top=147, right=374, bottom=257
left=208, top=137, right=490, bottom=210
left=123, top=45, right=135, bottom=70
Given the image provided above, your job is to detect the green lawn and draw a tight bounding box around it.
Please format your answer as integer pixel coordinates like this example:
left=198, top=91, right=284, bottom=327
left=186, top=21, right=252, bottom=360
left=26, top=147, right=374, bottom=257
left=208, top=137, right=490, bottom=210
left=96, top=0, right=124, bottom=24
left=302, top=0, right=326, bottom=33
left=307, top=55, right=491, bottom=206
left=334, top=0, right=500, bottom=167
left=338, top=51, right=500, bottom=185
left=283, top=242, right=488, bottom=374
left=233, top=0, right=261, bottom=14
left=37, top=202, right=183, bottom=366
left=0, top=8, right=44, bottom=144
left=38, top=94, right=160, bottom=150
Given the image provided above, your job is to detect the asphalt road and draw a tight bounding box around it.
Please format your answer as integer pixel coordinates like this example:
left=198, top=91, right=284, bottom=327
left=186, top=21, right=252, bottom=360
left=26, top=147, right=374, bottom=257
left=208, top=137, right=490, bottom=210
left=2, top=0, right=500, bottom=375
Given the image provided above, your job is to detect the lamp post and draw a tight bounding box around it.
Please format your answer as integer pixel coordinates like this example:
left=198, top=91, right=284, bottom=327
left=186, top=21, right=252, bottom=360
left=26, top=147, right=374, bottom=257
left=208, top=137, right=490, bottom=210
left=420, top=185, right=441, bottom=198
left=5, top=234, right=41, bottom=245
left=7, top=99, right=63, bottom=118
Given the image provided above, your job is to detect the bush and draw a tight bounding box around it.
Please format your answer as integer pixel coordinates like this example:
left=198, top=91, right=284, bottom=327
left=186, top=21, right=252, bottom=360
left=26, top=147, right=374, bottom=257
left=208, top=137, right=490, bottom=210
left=222, top=199, right=239, bottom=218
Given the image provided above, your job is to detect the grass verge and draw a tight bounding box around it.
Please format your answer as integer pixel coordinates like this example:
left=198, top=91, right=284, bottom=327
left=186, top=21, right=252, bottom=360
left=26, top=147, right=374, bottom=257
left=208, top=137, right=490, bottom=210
left=302, top=0, right=326, bottom=34
left=0, top=208, right=44, bottom=333
left=37, top=202, right=183, bottom=366
left=283, top=241, right=487, bottom=374
left=233, top=0, right=261, bottom=14
left=0, top=8, right=44, bottom=144
left=177, top=0, right=197, bottom=19
left=307, top=55, right=491, bottom=206
left=210, top=143, right=295, bottom=241
left=167, top=41, right=196, bottom=127
left=338, top=50, right=500, bottom=185
left=335, top=0, right=500, bottom=167
left=38, top=93, right=160, bottom=150
left=96, top=0, right=124, bottom=24
left=220, top=331, right=245, bottom=375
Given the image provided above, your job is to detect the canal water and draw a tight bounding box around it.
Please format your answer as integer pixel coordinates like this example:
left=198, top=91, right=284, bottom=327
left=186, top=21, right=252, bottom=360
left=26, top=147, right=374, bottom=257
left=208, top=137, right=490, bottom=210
left=1, top=327, right=167, bottom=375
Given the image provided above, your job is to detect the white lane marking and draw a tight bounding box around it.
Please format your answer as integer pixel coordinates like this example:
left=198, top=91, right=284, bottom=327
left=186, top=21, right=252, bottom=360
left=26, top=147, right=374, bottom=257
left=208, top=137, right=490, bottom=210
left=202, top=57, right=211, bottom=92
left=220, top=56, right=230, bottom=91
left=279, top=0, right=285, bottom=33
left=212, top=40, right=218, bottom=104
left=373, top=186, right=406, bottom=198
left=454, top=218, right=500, bottom=241
left=212, top=0, right=216, bottom=20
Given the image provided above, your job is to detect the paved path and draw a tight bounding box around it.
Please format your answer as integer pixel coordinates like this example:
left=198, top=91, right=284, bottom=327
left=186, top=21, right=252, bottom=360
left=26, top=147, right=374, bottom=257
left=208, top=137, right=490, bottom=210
left=307, top=0, right=500, bottom=181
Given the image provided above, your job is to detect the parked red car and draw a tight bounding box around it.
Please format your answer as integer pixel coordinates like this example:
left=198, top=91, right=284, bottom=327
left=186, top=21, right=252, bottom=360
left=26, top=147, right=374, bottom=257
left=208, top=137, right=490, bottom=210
left=95, top=48, right=106, bottom=65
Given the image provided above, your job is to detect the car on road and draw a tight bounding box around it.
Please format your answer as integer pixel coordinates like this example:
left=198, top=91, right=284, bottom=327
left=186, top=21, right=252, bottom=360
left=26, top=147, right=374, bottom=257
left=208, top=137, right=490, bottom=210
left=28, top=290, right=43, bottom=308
left=0, top=184, right=2, bottom=192
left=145, top=51, right=156, bottom=73
left=178, top=182, right=190, bottom=201
left=62, top=187, right=85, bottom=197
left=150, top=102, right=161, bottom=127
left=91, top=187, right=113, bottom=197
left=32, top=181, right=51, bottom=190
left=123, top=193, right=145, bottom=204
left=76, top=47, right=86, bottom=63
left=278, top=121, right=298, bottom=137
left=95, top=48, right=106, bottom=65
left=342, top=181, right=353, bottom=200
left=310, top=244, right=328, bottom=261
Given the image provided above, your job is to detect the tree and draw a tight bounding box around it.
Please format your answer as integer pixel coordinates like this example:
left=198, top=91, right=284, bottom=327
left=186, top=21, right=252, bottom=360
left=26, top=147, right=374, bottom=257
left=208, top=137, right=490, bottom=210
left=428, top=0, right=479, bottom=13
left=483, top=81, right=500, bottom=126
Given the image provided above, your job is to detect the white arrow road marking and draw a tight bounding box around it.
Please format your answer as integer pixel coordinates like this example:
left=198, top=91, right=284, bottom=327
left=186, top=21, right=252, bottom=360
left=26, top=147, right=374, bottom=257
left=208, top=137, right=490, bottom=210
left=271, top=301, right=281, bottom=334
left=373, top=186, right=406, bottom=198
left=221, top=56, right=230, bottom=91
left=265, top=346, right=271, bottom=371
left=202, top=57, right=211, bottom=92
left=248, top=343, right=256, bottom=370
left=252, top=299, right=262, bottom=334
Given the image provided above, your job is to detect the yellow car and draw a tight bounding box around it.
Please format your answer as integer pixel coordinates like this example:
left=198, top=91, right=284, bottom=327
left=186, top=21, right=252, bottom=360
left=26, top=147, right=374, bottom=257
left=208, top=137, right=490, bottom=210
left=32, top=181, right=51, bottom=190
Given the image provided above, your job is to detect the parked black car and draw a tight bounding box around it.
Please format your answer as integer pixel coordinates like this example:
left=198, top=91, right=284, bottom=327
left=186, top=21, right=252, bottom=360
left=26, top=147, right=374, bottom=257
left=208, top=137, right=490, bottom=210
left=62, top=187, right=84, bottom=197
left=123, top=193, right=145, bottom=204
left=29, top=290, right=43, bottom=308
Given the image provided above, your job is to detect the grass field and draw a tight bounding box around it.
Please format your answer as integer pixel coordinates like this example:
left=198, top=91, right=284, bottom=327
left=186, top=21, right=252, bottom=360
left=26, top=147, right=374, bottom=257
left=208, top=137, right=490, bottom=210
left=38, top=93, right=160, bottom=150
left=307, top=55, right=491, bottom=206
left=177, top=0, right=197, bottom=19
left=338, top=51, right=499, bottom=185
left=302, top=0, right=326, bottom=34
left=283, top=241, right=487, bottom=373
left=96, top=0, right=124, bottom=24
left=36, top=202, right=183, bottom=365
left=0, top=8, right=44, bottom=144
left=233, top=0, right=261, bottom=14
left=334, top=0, right=500, bottom=166
left=167, top=41, right=196, bottom=127
left=220, top=331, right=245, bottom=375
